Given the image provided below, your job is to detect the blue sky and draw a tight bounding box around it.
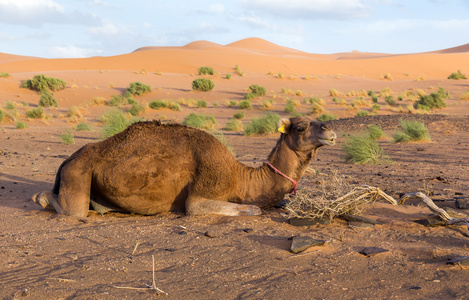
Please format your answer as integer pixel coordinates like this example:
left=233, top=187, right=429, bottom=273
left=0, top=0, right=468, bottom=58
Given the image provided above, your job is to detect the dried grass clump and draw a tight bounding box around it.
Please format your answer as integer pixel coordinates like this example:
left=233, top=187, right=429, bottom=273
left=285, top=171, right=396, bottom=220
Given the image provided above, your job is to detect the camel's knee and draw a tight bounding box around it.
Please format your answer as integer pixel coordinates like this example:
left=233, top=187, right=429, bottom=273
left=32, top=191, right=55, bottom=210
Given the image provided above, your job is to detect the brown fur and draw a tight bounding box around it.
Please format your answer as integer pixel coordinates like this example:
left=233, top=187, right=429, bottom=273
left=33, top=117, right=336, bottom=217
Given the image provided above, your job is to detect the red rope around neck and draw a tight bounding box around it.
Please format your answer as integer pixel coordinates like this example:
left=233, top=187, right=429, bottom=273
left=267, top=162, right=298, bottom=195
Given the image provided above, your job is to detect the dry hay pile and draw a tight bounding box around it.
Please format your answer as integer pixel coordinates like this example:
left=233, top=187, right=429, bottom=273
left=285, top=171, right=397, bottom=220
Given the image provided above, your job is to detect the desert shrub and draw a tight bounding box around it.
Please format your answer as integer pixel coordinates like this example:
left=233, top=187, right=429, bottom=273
left=0, top=110, right=3, bottom=122
left=367, top=90, right=376, bottom=97
left=384, top=95, right=395, bottom=106
left=355, top=110, right=369, bottom=117
left=304, top=97, right=325, bottom=106
left=284, top=99, right=297, bottom=113
left=67, top=106, right=83, bottom=119
left=372, top=96, right=378, bottom=103
left=129, top=102, right=146, bottom=116
left=317, top=113, right=337, bottom=122
left=460, top=91, right=469, bottom=100
left=244, top=112, right=280, bottom=135
left=380, top=87, right=393, bottom=97
left=26, top=107, right=44, bottom=119
left=448, top=70, right=467, bottom=80
left=38, top=90, right=58, bottom=107
left=248, top=84, right=267, bottom=97
left=329, top=89, right=343, bottom=97
left=343, top=135, right=391, bottom=164
left=225, top=74, right=232, bottom=79
left=76, top=122, right=92, bottom=131
left=414, top=87, right=448, bottom=110
left=261, top=99, right=274, bottom=109
left=198, top=66, right=214, bottom=75
left=183, top=113, right=216, bottom=130
left=196, top=100, right=208, bottom=108
left=367, top=125, right=385, bottom=139
left=277, top=72, right=284, bottom=79
left=393, top=119, right=430, bottom=142
left=5, top=102, right=16, bottom=110
left=234, top=65, right=245, bottom=76
left=21, top=74, right=66, bottom=92
left=16, top=122, right=28, bottom=129
left=382, top=73, right=393, bottom=81
left=0, top=72, right=10, bottom=78
left=125, top=98, right=138, bottom=105
left=125, top=82, right=152, bottom=97
left=149, top=100, right=168, bottom=110
left=310, top=103, right=324, bottom=115
left=59, top=130, right=75, bottom=145
left=108, top=95, right=124, bottom=106
left=226, top=100, right=238, bottom=108
left=225, top=118, right=243, bottom=131
left=239, top=100, right=252, bottom=110
left=233, top=112, right=245, bottom=119
left=100, top=109, right=137, bottom=138
left=192, top=78, right=214, bottom=92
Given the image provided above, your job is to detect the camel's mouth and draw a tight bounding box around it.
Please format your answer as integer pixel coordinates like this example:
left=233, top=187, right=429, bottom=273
left=319, top=138, right=336, bottom=146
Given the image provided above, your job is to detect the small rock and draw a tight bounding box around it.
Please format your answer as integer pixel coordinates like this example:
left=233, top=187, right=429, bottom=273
left=349, top=221, right=374, bottom=228
left=290, top=236, right=325, bottom=254
left=409, top=286, right=422, bottom=290
left=414, top=218, right=446, bottom=227
left=289, top=217, right=332, bottom=227
left=243, top=228, right=253, bottom=233
left=164, top=248, right=177, bottom=252
left=359, top=247, right=389, bottom=257
left=342, top=215, right=381, bottom=225
left=204, top=230, right=217, bottom=238
left=446, top=256, right=469, bottom=266
left=177, top=230, right=187, bottom=235
left=21, top=289, right=30, bottom=297
left=455, top=197, right=469, bottom=209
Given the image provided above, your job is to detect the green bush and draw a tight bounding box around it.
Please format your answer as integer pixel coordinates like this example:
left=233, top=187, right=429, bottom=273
left=284, top=99, right=296, bottom=113
left=233, top=112, right=245, bottom=119
left=149, top=100, right=179, bottom=111
left=16, top=122, right=28, bottom=129
left=239, top=100, right=252, bottom=110
left=372, top=96, right=378, bottom=103
left=59, top=130, right=75, bottom=145
left=355, top=110, right=369, bottom=117
left=128, top=102, right=146, bottom=116
left=244, top=93, right=255, bottom=100
left=38, top=90, right=58, bottom=107
left=225, top=119, right=243, bottom=131
left=448, top=70, right=467, bottom=80
left=414, top=87, right=448, bottom=110
left=183, top=113, right=216, bottom=129
left=248, top=84, right=266, bottom=97
left=384, top=95, right=395, bottom=106
left=393, top=119, right=430, bottom=142
left=317, top=113, right=337, bottom=122
left=196, top=100, right=207, bottom=108
left=367, top=90, right=376, bottom=97
left=343, top=135, right=391, bottom=164
left=225, top=74, right=232, bottom=79
left=192, top=78, right=214, bottom=92
left=76, top=122, right=92, bottom=131
left=26, top=107, right=44, bottom=119
left=367, top=125, right=385, bottom=140
left=0, top=110, right=3, bottom=122
left=198, top=66, right=214, bottom=75
left=108, top=95, right=125, bottom=106
left=125, top=82, right=152, bottom=97
left=0, top=72, right=10, bottom=78
left=244, top=112, right=280, bottom=135
left=226, top=100, right=238, bottom=108
left=5, top=102, right=15, bottom=110
left=101, top=109, right=137, bottom=139
left=21, top=74, right=66, bottom=92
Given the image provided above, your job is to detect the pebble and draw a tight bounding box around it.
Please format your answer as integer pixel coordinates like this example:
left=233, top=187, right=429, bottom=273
left=455, top=197, right=469, bottom=209
left=290, top=236, right=325, bottom=254
left=359, top=247, right=389, bottom=257
left=204, top=230, right=217, bottom=238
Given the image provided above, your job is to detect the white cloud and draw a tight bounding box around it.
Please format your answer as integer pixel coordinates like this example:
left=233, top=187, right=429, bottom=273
left=48, top=44, right=100, bottom=58
left=238, top=0, right=371, bottom=19
left=88, top=23, right=125, bottom=36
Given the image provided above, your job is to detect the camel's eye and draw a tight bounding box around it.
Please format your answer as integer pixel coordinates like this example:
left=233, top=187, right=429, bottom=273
left=321, top=125, right=327, bottom=131
left=296, top=126, right=305, bottom=132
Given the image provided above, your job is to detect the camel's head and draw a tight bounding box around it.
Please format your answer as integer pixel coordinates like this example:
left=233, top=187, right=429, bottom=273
left=279, top=117, right=336, bottom=152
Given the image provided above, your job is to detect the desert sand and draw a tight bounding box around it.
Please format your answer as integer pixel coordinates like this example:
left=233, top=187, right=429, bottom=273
left=1, top=38, right=469, bottom=299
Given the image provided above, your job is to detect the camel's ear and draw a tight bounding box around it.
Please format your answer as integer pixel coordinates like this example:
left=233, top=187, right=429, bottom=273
left=278, top=118, right=291, bottom=134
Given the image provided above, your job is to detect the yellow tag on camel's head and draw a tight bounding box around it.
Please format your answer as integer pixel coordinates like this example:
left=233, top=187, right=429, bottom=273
left=278, top=125, right=285, bottom=133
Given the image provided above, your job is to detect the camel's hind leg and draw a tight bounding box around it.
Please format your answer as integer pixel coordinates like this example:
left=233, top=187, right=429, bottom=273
left=32, top=160, right=92, bottom=218
left=186, top=195, right=262, bottom=216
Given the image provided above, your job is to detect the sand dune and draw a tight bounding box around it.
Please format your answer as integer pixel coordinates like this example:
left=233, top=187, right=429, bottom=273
left=1, top=38, right=468, bottom=80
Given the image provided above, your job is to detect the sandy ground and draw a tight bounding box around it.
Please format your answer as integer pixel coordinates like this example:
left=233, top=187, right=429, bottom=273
left=1, top=38, right=469, bottom=299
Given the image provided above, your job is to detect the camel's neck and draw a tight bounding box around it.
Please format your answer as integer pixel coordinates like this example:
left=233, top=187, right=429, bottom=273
left=235, top=136, right=316, bottom=208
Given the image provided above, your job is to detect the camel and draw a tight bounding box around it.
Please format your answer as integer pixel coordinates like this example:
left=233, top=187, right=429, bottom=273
left=32, top=116, right=336, bottom=217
